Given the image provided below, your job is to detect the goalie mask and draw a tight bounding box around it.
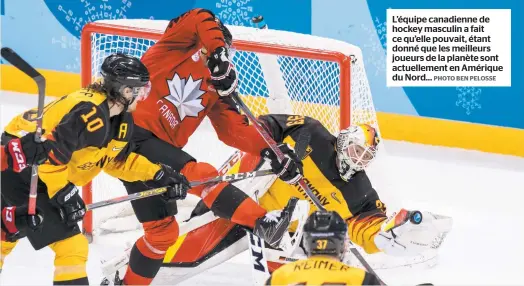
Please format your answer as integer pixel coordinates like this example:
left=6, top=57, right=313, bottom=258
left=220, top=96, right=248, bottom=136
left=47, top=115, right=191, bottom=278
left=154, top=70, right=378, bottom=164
left=336, top=124, right=380, bottom=181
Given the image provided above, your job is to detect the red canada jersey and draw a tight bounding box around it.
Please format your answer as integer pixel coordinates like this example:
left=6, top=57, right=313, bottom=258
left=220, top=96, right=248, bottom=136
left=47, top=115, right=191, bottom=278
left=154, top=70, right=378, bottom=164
left=133, top=9, right=267, bottom=155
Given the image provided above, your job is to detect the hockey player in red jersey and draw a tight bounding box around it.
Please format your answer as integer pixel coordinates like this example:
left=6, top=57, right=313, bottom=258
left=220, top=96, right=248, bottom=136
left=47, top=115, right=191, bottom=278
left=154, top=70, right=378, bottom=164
left=114, top=8, right=304, bottom=285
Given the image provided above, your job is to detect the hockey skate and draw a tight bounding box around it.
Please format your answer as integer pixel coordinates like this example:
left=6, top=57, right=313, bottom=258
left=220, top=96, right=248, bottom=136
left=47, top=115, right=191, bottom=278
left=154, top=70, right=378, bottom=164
left=100, top=270, right=123, bottom=285
left=253, top=196, right=299, bottom=248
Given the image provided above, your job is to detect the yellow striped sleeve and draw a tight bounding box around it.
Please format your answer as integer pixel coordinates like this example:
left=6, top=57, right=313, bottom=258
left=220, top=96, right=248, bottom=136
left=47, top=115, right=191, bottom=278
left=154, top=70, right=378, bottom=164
left=347, top=209, right=387, bottom=254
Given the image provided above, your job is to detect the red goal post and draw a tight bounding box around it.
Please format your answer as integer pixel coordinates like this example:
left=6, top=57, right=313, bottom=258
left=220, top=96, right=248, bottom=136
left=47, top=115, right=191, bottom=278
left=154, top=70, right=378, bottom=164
left=80, top=20, right=377, bottom=239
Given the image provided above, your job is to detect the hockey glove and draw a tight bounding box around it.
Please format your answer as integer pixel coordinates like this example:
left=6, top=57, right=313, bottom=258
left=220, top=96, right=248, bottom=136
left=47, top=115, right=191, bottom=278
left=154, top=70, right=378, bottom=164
left=149, top=164, right=191, bottom=201
left=262, top=143, right=304, bottom=185
left=1, top=205, right=44, bottom=242
left=50, top=183, right=86, bottom=227
left=206, top=46, right=238, bottom=96
left=374, top=209, right=453, bottom=256
left=4, top=132, right=50, bottom=173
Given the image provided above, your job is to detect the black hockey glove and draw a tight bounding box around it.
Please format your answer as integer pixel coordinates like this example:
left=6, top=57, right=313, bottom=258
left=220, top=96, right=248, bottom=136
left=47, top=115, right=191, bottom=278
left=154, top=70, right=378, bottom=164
left=206, top=46, right=238, bottom=96
left=1, top=205, right=44, bottom=242
left=149, top=164, right=191, bottom=201
left=4, top=132, right=50, bottom=173
left=261, top=144, right=304, bottom=185
left=50, top=183, right=86, bottom=227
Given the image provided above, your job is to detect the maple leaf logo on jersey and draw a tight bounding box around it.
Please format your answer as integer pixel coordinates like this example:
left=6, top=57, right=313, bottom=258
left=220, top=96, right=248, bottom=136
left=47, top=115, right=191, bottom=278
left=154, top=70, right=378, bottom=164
left=165, top=73, right=205, bottom=120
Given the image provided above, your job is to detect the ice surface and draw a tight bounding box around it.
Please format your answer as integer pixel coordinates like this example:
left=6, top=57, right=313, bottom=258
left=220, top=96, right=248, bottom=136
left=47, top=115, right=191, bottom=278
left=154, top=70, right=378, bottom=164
left=1, top=91, right=523, bottom=285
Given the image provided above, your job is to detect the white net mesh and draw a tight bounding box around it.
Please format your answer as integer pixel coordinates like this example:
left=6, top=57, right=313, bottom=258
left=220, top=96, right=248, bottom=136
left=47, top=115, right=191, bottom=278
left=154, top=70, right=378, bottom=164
left=83, top=20, right=380, bottom=235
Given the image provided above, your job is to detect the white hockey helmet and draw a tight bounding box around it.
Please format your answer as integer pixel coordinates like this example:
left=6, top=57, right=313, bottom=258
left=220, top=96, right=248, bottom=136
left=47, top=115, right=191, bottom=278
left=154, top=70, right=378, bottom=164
left=336, top=124, right=380, bottom=181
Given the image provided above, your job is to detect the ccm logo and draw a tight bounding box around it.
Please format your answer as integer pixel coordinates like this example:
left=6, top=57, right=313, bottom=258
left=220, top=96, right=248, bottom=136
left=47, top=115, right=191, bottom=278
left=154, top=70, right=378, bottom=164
left=249, top=233, right=266, bottom=272
left=11, top=141, right=27, bottom=170
left=4, top=207, right=15, bottom=222
left=223, top=171, right=256, bottom=182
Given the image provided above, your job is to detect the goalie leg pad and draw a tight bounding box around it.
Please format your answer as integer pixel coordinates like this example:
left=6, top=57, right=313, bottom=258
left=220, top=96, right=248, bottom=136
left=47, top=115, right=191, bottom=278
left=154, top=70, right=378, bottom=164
left=124, top=216, right=179, bottom=285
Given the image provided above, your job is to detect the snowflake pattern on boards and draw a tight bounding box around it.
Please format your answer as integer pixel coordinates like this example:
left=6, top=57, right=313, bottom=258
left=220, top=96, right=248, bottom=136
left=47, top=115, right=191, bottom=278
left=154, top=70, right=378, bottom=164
left=54, top=0, right=156, bottom=71
left=456, top=87, right=482, bottom=115
left=56, top=0, right=155, bottom=34
left=215, top=0, right=254, bottom=26
left=373, top=17, right=387, bottom=50
left=52, top=35, right=81, bottom=72
left=360, top=17, right=388, bottom=76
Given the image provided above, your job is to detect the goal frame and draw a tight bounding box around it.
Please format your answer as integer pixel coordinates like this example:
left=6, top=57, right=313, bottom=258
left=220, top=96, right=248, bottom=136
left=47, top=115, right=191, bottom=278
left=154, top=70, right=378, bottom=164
left=80, top=21, right=352, bottom=239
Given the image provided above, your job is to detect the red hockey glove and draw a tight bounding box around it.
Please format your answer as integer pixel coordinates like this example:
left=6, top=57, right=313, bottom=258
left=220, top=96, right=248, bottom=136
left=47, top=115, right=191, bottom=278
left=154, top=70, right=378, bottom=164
left=261, top=143, right=304, bottom=185
left=4, top=132, right=50, bottom=173
left=1, top=205, right=44, bottom=242
left=206, top=46, right=238, bottom=96
left=149, top=164, right=191, bottom=201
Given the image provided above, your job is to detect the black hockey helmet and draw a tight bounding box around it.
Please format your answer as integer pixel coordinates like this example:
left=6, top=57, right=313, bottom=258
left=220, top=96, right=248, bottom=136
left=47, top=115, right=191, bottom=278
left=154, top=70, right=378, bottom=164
left=302, top=211, right=348, bottom=260
left=100, top=53, right=150, bottom=107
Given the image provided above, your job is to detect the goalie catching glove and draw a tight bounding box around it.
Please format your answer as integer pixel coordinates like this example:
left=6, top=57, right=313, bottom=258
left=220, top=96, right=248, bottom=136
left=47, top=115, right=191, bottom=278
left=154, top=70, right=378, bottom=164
left=148, top=164, right=191, bottom=201
left=262, top=143, right=304, bottom=185
left=206, top=46, right=238, bottom=96
left=1, top=205, right=44, bottom=242
left=374, top=208, right=453, bottom=256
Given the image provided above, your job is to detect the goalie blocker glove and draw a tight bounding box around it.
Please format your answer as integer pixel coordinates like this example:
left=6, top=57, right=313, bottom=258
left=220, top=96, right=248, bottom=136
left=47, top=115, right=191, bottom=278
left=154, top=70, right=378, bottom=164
left=1, top=205, right=44, bottom=242
left=206, top=46, right=238, bottom=96
left=148, top=163, right=191, bottom=201
left=254, top=197, right=299, bottom=248
left=262, top=143, right=304, bottom=185
left=50, top=183, right=86, bottom=227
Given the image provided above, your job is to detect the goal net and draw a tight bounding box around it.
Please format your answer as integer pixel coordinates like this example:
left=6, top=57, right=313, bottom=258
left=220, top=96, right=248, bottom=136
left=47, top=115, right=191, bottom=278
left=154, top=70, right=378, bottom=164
left=80, top=19, right=380, bottom=241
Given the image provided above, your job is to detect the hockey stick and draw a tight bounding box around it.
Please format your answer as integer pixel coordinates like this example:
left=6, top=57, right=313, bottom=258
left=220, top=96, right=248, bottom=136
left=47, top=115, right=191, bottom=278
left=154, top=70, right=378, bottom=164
left=230, top=92, right=326, bottom=210
left=229, top=91, right=389, bottom=285
left=1, top=47, right=46, bottom=215
left=86, top=169, right=274, bottom=211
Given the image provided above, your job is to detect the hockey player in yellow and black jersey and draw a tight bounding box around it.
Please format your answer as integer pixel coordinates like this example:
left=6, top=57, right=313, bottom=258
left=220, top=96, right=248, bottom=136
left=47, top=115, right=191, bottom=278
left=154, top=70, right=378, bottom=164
left=0, top=53, right=191, bottom=285
left=265, top=210, right=381, bottom=285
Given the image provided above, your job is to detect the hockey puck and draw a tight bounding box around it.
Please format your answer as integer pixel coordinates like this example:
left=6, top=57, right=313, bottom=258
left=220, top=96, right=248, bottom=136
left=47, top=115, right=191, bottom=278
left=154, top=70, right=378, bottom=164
left=251, top=15, right=267, bottom=29
left=410, top=211, right=423, bottom=224
left=251, top=15, right=264, bottom=23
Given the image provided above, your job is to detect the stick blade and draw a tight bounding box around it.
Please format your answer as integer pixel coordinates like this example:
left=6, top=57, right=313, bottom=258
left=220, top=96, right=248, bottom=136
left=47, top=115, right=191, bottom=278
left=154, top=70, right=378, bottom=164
left=1, top=47, right=43, bottom=79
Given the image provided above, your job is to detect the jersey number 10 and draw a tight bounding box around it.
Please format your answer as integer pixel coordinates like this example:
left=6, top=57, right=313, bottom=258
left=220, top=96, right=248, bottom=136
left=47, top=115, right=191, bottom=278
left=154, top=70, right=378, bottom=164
left=81, top=106, right=104, bottom=132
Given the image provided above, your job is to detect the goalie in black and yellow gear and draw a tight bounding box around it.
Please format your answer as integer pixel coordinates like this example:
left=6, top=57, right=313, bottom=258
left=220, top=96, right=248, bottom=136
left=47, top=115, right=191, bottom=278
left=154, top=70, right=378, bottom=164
left=0, top=53, right=191, bottom=285
left=266, top=210, right=381, bottom=285
left=238, top=115, right=452, bottom=257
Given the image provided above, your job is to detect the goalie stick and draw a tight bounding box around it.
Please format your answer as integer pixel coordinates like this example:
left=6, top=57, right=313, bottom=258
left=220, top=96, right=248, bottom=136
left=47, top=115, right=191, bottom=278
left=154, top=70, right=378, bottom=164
left=86, top=169, right=274, bottom=211
left=1, top=47, right=46, bottom=215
